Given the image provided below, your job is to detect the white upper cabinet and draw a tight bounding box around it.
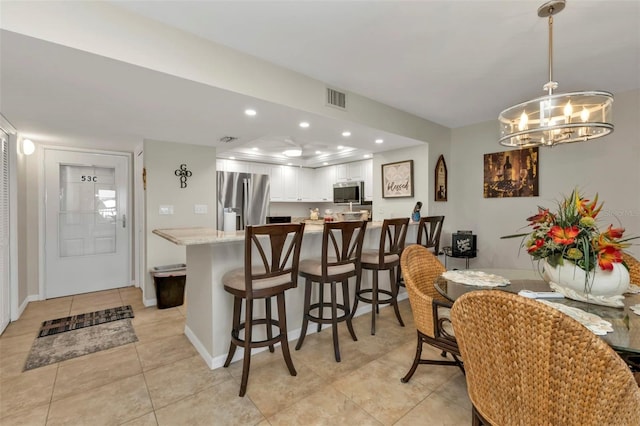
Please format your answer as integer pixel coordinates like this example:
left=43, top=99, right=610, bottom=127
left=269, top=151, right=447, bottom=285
left=336, top=161, right=366, bottom=182
left=216, top=159, right=249, bottom=173
left=298, top=168, right=316, bottom=201
left=250, top=163, right=272, bottom=176
left=316, top=165, right=336, bottom=202
left=269, top=165, right=285, bottom=201
left=363, top=159, right=373, bottom=200
left=217, top=158, right=373, bottom=203
left=282, top=166, right=300, bottom=201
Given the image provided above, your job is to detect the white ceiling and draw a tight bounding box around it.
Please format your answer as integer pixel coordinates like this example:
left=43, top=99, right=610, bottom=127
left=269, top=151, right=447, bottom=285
left=2, top=0, right=639, bottom=166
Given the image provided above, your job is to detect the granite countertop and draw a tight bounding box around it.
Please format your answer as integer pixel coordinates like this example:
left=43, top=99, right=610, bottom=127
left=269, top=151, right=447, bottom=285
left=153, top=221, right=389, bottom=246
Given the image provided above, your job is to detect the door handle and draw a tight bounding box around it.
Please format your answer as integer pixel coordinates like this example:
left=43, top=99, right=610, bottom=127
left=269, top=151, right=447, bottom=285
left=122, top=214, right=126, bottom=228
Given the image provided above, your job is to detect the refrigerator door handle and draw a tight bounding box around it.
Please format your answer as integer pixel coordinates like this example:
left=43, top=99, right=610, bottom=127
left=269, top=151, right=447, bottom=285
left=243, top=178, right=250, bottom=228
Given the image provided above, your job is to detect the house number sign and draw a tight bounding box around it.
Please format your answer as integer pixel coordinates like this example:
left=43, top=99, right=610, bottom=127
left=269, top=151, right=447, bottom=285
left=175, top=164, right=192, bottom=188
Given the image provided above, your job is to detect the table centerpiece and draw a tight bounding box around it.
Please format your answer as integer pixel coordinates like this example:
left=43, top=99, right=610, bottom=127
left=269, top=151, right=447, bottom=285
left=502, top=189, right=637, bottom=306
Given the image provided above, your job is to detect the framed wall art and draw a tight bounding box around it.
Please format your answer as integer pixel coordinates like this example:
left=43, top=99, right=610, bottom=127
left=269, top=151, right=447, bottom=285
left=382, top=160, right=414, bottom=198
left=435, top=155, right=447, bottom=202
left=483, top=147, right=539, bottom=198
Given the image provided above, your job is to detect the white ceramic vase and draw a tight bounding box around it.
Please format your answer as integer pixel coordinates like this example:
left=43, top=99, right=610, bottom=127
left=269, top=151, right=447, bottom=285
left=542, top=260, right=630, bottom=297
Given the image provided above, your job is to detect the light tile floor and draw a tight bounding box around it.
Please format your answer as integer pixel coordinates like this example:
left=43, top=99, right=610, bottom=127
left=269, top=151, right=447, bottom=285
left=0, top=287, right=471, bottom=425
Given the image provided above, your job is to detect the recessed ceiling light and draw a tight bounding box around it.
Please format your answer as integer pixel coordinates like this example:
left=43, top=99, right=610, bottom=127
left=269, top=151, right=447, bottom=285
left=283, top=149, right=302, bottom=157
left=244, top=109, right=257, bottom=116
left=299, top=121, right=310, bottom=128
left=337, top=145, right=344, bottom=149
left=229, top=156, right=235, bottom=160
left=375, top=139, right=384, bottom=144
left=363, top=154, right=371, bottom=158
left=323, top=162, right=329, bottom=166
left=315, top=150, right=321, bottom=155
left=342, top=131, right=351, bottom=137
left=252, top=147, right=259, bottom=151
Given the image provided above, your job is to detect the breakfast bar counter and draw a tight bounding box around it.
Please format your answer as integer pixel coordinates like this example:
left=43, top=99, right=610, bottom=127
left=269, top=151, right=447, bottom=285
left=153, top=222, right=416, bottom=369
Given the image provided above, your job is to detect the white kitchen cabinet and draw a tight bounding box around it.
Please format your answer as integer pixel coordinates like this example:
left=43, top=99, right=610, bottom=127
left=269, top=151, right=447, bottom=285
left=336, top=161, right=366, bottom=182
left=217, top=159, right=249, bottom=173
left=249, top=163, right=272, bottom=176
left=316, top=165, right=336, bottom=202
left=363, top=159, right=373, bottom=200
left=282, top=166, right=300, bottom=201
left=269, top=165, right=285, bottom=201
left=298, top=168, right=316, bottom=201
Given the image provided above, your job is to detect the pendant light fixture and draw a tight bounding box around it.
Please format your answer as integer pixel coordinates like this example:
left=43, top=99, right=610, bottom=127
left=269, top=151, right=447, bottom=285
left=498, top=0, right=613, bottom=148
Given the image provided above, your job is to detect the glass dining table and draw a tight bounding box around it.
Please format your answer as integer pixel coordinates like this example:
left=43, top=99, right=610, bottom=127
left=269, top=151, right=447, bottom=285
left=434, top=271, right=640, bottom=357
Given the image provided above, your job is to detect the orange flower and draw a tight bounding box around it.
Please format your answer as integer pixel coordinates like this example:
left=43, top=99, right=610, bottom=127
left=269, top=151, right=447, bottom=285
left=527, top=239, right=545, bottom=254
left=547, top=225, right=579, bottom=245
left=577, top=193, right=603, bottom=219
left=601, top=225, right=625, bottom=240
left=597, top=246, right=623, bottom=271
left=596, top=234, right=628, bottom=251
left=526, top=208, right=554, bottom=225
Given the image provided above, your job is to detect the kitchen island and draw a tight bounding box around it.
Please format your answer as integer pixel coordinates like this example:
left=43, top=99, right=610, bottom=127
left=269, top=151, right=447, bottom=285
left=153, top=222, right=417, bottom=369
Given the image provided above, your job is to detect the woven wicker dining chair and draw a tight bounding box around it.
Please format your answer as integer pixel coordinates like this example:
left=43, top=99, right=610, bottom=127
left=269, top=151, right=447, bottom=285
left=451, top=290, right=640, bottom=426
left=399, top=244, right=463, bottom=383
left=623, top=252, right=640, bottom=285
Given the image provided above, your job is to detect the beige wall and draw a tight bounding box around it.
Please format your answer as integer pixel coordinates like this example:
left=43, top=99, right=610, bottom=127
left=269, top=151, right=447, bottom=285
left=143, top=140, right=217, bottom=305
left=449, top=88, right=640, bottom=270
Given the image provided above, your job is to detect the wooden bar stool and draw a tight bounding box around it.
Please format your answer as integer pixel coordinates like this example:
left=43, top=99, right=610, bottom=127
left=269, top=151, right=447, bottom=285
left=295, top=220, right=367, bottom=362
left=399, top=215, right=445, bottom=287
left=353, top=218, right=409, bottom=335
left=222, top=223, right=305, bottom=397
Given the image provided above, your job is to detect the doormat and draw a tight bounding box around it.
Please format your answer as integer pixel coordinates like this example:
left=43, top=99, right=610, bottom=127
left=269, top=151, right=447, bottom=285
left=37, top=305, right=134, bottom=338
left=24, top=319, right=138, bottom=371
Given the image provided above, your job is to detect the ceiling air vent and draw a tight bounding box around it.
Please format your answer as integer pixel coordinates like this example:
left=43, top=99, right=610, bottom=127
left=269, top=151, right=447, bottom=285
left=326, top=88, right=347, bottom=110
left=219, top=136, right=238, bottom=143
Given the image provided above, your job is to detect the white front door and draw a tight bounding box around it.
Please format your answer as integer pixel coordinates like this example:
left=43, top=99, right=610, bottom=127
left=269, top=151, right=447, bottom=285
left=44, top=149, right=130, bottom=298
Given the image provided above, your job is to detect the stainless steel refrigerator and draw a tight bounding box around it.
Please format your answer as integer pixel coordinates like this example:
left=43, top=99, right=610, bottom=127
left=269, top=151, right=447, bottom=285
left=216, top=171, right=270, bottom=231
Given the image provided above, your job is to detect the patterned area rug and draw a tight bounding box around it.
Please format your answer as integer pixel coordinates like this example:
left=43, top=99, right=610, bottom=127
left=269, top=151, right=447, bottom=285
left=24, top=318, right=138, bottom=371
left=37, top=305, right=134, bottom=337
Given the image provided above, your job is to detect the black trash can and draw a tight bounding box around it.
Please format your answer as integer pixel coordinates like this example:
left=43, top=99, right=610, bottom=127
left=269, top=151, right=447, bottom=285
left=151, top=264, right=187, bottom=309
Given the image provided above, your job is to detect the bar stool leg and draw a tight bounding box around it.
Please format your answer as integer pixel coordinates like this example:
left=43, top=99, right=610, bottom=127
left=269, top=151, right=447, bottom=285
left=239, top=298, right=254, bottom=397
left=317, top=285, right=324, bottom=333
left=342, top=279, right=357, bottom=342
left=223, top=296, right=242, bottom=368
left=277, top=292, right=297, bottom=376
left=371, top=271, right=378, bottom=335
left=330, top=281, right=341, bottom=362
left=389, top=267, right=405, bottom=327
left=295, top=279, right=313, bottom=351
left=265, top=297, right=274, bottom=353
left=352, top=272, right=362, bottom=317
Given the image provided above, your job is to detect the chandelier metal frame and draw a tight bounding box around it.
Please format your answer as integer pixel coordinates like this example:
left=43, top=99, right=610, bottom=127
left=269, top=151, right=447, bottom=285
left=498, top=0, right=614, bottom=148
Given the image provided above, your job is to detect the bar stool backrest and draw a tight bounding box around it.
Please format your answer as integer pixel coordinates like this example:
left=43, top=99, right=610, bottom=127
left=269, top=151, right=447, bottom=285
left=416, top=216, right=444, bottom=254
left=375, top=218, right=409, bottom=266
left=321, top=220, right=368, bottom=279
left=244, top=223, right=305, bottom=297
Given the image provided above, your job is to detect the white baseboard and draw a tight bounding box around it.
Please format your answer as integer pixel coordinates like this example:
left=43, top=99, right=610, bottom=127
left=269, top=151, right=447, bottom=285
left=143, top=298, right=157, bottom=307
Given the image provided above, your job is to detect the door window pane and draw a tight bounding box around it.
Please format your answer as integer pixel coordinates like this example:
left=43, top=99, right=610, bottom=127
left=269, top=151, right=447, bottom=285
left=59, top=165, right=117, bottom=257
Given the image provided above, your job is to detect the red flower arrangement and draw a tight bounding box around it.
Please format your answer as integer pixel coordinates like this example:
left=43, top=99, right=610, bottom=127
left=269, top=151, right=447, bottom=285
left=504, top=189, right=635, bottom=274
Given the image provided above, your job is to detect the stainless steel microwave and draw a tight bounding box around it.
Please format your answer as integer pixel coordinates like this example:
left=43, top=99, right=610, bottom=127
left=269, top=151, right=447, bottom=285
left=333, top=181, right=364, bottom=205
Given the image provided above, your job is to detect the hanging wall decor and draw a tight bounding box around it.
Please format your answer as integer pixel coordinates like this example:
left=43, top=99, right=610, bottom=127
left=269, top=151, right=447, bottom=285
left=175, top=164, right=192, bottom=188
left=483, top=147, right=539, bottom=198
left=382, top=160, right=414, bottom=198
left=435, top=155, right=447, bottom=202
